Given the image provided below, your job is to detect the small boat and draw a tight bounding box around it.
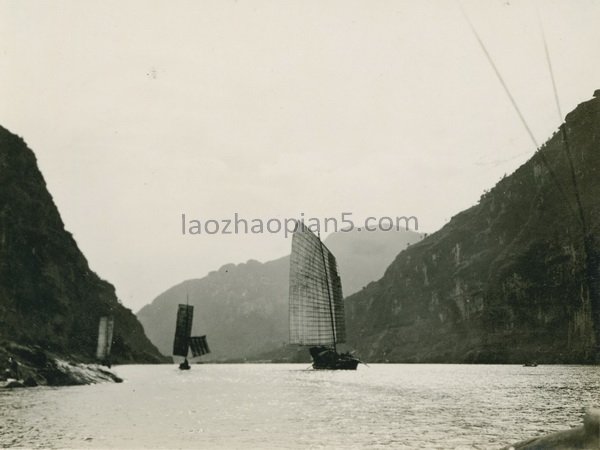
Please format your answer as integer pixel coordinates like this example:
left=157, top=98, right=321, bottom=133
left=289, top=221, right=360, bottom=370
left=96, top=316, right=114, bottom=367
left=172, top=301, right=210, bottom=370
left=523, top=362, right=538, bottom=367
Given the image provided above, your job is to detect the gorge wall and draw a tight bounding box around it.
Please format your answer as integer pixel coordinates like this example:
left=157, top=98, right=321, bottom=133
left=345, top=93, right=600, bottom=363
left=0, top=126, right=165, bottom=365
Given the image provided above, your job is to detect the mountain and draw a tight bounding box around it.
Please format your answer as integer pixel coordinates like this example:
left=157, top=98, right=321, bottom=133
left=0, top=126, right=165, bottom=368
left=345, top=92, right=600, bottom=364
left=136, top=229, right=421, bottom=360
left=325, top=228, right=422, bottom=295
left=138, top=258, right=289, bottom=362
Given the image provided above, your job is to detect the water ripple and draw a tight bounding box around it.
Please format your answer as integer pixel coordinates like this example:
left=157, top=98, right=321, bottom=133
left=0, top=364, right=598, bottom=449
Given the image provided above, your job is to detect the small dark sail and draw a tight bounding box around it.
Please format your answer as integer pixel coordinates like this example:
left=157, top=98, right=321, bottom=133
left=189, top=335, right=210, bottom=357
left=96, top=316, right=114, bottom=361
left=173, top=304, right=194, bottom=357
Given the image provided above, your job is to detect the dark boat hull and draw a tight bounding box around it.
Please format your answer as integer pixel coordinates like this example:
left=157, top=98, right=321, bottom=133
left=178, top=359, right=191, bottom=370
left=309, top=347, right=360, bottom=370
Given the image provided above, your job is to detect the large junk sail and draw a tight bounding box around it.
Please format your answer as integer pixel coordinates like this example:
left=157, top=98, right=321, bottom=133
left=173, top=304, right=194, bottom=357
left=96, top=316, right=114, bottom=360
left=289, top=223, right=346, bottom=346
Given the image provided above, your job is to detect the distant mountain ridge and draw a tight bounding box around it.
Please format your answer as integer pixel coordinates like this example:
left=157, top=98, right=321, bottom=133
left=345, top=92, right=600, bottom=363
left=0, top=126, right=165, bottom=365
left=136, top=229, right=422, bottom=360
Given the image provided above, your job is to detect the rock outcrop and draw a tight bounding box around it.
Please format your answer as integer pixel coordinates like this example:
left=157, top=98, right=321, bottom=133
left=0, top=343, right=122, bottom=388
left=503, top=408, right=599, bottom=450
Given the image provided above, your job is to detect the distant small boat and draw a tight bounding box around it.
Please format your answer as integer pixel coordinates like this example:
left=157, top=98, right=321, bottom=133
left=289, top=222, right=360, bottom=370
left=172, top=300, right=210, bottom=370
left=96, top=316, right=114, bottom=367
left=523, top=362, right=538, bottom=367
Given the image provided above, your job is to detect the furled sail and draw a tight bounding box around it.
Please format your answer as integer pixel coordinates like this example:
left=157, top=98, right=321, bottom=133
left=189, top=335, right=210, bottom=357
left=289, top=222, right=346, bottom=346
left=96, top=316, right=114, bottom=360
left=173, top=304, right=194, bottom=357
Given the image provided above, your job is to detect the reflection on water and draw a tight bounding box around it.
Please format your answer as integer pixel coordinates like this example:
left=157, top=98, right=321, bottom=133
left=0, top=364, right=598, bottom=449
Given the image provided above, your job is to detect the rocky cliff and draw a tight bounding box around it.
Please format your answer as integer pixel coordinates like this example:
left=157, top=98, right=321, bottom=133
left=137, top=229, right=421, bottom=361
left=345, top=92, right=600, bottom=363
left=0, top=125, right=166, bottom=374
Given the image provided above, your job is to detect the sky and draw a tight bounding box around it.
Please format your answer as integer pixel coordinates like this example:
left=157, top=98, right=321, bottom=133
left=1, top=0, right=599, bottom=311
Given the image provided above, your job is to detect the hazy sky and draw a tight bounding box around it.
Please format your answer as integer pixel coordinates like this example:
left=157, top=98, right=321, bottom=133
left=1, top=0, right=599, bottom=311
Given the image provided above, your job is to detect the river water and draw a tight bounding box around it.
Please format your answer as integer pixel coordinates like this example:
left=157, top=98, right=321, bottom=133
left=1, top=364, right=598, bottom=449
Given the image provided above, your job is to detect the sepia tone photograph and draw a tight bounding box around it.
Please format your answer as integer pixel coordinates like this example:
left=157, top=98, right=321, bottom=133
left=0, top=0, right=599, bottom=448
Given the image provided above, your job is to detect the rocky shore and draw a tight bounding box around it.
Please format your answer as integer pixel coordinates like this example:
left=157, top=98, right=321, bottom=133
left=0, top=342, right=122, bottom=388
left=503, top=408, right=600, bottom=450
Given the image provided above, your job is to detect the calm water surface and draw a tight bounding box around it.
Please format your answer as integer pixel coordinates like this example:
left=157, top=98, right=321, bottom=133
left=1, top=364, right=598, bottom=449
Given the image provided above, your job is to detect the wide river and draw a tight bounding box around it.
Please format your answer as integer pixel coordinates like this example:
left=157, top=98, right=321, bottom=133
left=1, top=364, right=598, bottom=449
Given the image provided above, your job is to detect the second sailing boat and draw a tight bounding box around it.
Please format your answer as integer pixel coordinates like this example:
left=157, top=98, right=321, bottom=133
left=172, top=302, right=211, bottom=370
left=289, top=221, right=360, bottom=370
left=96, top=316, right=114, bottom=367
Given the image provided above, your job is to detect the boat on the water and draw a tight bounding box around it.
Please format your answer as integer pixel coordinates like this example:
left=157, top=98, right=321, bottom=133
left=289, top=221, right=360, bottom=370
left=172, top=302, right=210, bottom=370
left=96, top=316, right=114, bottom=367
left=523, top=362, right=538, bottom=367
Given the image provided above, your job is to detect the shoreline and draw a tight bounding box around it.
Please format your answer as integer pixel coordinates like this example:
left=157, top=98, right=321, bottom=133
left=1, top=343, right=122, bottom=388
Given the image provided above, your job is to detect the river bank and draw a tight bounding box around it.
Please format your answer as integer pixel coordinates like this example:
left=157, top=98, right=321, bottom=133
left=0, top=342, right=122, bottom=388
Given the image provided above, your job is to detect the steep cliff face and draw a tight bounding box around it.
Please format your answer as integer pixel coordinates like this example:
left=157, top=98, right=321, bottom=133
left=346, top=93, right=600, bottom=363
left=137, top=229, right=421, bottom=360
left=0, top=126, right=165, bottom=364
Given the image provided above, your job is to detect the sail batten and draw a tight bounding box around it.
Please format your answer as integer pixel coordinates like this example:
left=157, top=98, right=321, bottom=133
left=289, top=223, right=346, bottom=346
left=189, top=335, right=210, bottom=357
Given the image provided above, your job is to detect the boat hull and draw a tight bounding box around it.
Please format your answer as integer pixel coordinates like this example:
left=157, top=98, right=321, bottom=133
left=178, top=359, right=191, bottom=370
left=309, top=347, right=360, bottom=370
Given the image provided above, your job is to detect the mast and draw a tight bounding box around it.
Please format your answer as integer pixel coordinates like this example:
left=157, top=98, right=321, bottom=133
left=317, top=228, right=337, bottom=353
